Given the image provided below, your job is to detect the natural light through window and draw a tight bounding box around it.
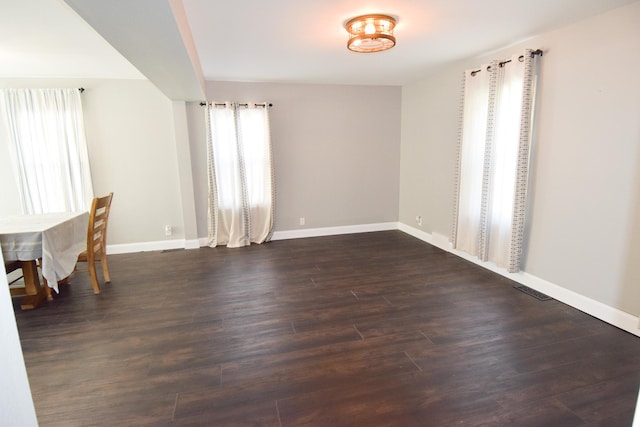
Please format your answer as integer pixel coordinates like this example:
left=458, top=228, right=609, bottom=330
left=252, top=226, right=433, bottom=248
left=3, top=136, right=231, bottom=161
left=453, top=50, right=539, bottom=272
left=1, top=88, right=93, bottom=214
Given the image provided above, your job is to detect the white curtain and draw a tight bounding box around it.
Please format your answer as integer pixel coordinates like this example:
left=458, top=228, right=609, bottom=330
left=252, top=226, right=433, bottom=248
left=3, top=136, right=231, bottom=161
left=452, top=49, right=538, bottom=272
left=205, top=102, right=274, bottom=248
left=1, top=88, right=94, bottom=214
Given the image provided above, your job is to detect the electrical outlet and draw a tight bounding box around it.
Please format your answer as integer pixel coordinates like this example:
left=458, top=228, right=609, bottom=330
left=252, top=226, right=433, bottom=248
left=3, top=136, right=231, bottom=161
left=165, top=225, right=172, bottom=236
left=299, top=217, right=305, bottom=226
left=415, top=215, right=422, bottom=226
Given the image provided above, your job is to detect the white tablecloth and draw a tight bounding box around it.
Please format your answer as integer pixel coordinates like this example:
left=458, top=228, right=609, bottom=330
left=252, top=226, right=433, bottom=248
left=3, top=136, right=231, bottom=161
left=0, top=212, right=89, bottom=293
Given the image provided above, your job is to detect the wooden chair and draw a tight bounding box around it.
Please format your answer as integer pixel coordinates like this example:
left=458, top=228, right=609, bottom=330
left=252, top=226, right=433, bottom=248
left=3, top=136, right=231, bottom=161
left=5, top=260, right=26, bottom=297
left=75, top=192, right=114, bottom=294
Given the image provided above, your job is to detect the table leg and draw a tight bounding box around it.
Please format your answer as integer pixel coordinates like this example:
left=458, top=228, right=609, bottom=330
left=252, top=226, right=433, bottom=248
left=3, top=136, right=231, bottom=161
left=19, top=260, right=46, bottom=310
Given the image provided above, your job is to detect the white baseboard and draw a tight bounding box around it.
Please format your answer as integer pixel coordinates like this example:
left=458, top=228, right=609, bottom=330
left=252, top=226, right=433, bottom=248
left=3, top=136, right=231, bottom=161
left=107, top=238, right=200, bottom=255
left=400, top=223, right=640, bottom=337
left=194, top=223, right=399, bottom=246
left=398, top=223, right=437, bottom=246
left=184, top=239, right=200, bottom=250
left=107, top=222, right=399, bottom=254
left=271, top=222, right=399, bottom=241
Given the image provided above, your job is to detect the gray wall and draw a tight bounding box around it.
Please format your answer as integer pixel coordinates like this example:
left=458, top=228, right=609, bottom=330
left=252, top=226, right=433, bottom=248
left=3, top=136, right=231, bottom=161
left=188, top=81, right=402, bottom=238
left=1, top=79, right=402, bottom=246
left=399, top=1, right=640, bottom=317
left=82, top=80, right=188, bottom=245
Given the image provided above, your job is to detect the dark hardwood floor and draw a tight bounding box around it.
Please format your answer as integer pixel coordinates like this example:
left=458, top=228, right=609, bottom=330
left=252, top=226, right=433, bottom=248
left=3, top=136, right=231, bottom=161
left=12, top=231, right=640, bottom=426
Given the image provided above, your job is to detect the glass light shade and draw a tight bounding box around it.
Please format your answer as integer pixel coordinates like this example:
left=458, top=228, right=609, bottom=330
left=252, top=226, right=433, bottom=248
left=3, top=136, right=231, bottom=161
left=345, top=14, right=396, bottom=53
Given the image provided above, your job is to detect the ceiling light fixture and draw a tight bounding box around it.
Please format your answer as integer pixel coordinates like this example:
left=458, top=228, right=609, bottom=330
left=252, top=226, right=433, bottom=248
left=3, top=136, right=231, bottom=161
left=345, top=14, right=396, bottom=53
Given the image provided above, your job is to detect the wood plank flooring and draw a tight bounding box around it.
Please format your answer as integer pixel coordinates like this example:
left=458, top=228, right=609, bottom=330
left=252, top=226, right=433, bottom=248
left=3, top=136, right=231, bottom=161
left=12, top=231, right=640, bottom=426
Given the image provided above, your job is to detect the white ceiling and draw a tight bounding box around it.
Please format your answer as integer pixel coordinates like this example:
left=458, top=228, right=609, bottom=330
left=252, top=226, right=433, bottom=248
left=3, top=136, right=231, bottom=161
left=181, top=0, right=637, bottom=85
left=0, top=0, right=143, bottom=80
left=2, top=0, right=638, bottom=99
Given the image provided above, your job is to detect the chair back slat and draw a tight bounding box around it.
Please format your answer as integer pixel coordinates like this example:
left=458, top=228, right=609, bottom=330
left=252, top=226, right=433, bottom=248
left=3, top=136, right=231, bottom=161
left=86, top=193, right=113, bottom=262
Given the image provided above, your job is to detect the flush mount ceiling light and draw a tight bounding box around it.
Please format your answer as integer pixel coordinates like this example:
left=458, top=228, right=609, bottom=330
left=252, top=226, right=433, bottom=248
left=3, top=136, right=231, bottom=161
left=345, top=14, right=396, bottom=53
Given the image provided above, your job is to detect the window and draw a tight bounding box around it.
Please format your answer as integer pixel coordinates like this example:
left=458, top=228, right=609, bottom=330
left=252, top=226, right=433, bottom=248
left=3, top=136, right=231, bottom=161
left=205, top=103, right=274, bottom=248
left=1, top=88, right=93, bottom=213
left=453, top=50, right=539, bottom=272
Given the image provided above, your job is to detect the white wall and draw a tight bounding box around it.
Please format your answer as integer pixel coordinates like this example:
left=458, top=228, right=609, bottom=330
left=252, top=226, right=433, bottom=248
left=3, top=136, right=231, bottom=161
left=81, top=80, right=187, bottom=247
left=188, top=81, right=402, bottom=238
left=0, top=79, right=191, bottom=249
left=0, top=253, right=39, bottom=426
left=400, top=2, right=640, bottom=318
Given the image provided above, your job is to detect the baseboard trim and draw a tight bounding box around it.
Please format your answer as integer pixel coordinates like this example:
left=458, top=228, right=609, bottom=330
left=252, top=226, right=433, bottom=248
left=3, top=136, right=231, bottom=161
left=271, top=222, right=399, bottom=241
left=108, top=223, right=399, bottom=254
left=184, top=239, right=200, bottom=250
left=400, top=223, right=640, bottom=338
left=107, top=238, right=200, bottom=255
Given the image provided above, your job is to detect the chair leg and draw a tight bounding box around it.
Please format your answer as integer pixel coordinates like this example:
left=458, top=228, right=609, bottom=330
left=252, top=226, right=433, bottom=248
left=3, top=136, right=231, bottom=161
left=88, top=261, right=101, bottom=294
left=101, top=253, right=111, bottom=283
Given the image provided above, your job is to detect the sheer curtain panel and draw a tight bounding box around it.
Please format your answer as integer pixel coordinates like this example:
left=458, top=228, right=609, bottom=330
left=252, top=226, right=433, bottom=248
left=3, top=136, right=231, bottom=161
left=205, top=102, right=274, bottom=248
left=452, top=49, right=539, bottom=272
left=1, top=88, right=94, bottom=214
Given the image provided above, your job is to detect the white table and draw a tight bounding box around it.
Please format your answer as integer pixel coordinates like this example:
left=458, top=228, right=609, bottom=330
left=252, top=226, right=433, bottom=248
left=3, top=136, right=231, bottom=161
left=1, top=212, right=88, bottom=309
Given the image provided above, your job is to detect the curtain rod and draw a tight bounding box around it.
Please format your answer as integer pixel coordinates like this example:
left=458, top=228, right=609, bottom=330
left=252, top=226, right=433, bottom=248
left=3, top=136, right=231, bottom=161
left=79, top=87, right=85, bottom=93
left=199, top=102, right=273, bottom=108
left=470, top=49, right=543, bottom=77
